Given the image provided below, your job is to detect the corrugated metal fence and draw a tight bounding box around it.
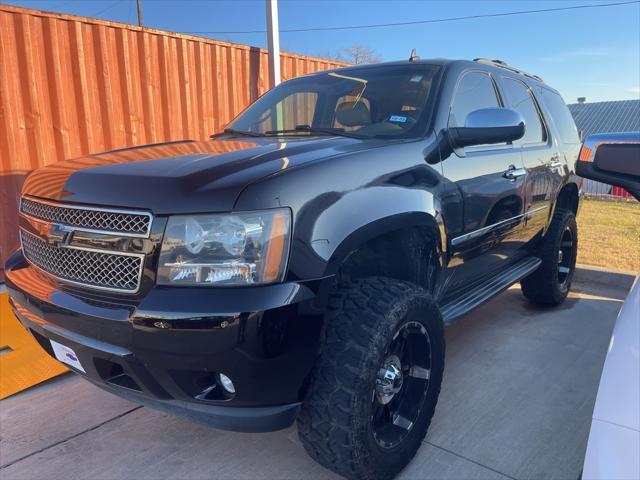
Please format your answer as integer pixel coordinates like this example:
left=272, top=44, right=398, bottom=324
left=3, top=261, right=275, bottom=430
left=0, top=5, right=346, bottom=278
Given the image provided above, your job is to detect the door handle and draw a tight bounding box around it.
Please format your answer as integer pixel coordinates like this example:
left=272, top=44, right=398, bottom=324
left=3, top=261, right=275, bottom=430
left=549, top=154, right=562, bottom=168
left=503, top=165, right=527, bottom=180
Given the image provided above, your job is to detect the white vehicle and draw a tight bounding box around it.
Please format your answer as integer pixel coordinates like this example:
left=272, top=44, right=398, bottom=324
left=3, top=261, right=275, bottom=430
left=583, top=276, right=639, bottom=479
left=577, top=133, right=640, bottom=479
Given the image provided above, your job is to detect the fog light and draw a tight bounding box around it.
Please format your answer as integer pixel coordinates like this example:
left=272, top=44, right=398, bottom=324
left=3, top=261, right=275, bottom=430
left=219, top=373, right=235, bottom=394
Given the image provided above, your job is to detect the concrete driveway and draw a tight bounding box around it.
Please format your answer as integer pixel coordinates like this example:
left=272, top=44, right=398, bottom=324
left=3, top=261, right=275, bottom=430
left=0, top=266, right=634, bottom=480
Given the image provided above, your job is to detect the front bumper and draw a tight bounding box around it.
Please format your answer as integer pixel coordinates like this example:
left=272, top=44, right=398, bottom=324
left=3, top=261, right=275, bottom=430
left=5, top=251, right=326, bottom=432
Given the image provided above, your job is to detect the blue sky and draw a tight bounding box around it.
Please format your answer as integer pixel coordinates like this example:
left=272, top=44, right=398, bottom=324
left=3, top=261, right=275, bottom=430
left=5, top=0, right=640, bottom=103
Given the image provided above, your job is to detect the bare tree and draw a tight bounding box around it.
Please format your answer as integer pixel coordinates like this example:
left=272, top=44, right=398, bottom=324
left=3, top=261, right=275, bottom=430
left=324, top=44, right=382, bottom=65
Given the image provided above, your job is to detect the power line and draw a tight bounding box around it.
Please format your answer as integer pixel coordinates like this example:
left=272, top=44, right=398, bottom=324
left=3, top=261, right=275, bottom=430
left=90, top=0, right=125, bottom=18
left=183, top=0, right=640, bottom=35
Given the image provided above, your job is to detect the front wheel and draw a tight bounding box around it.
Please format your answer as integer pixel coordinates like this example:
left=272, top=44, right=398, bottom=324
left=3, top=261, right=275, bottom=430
left=297, top=277, right=445, bottom=480
left=521, top=208, right=578, bottom=305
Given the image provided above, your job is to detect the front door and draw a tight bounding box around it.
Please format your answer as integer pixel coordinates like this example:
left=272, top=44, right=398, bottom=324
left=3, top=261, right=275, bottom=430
left=441, top=70, right=529, bottom=296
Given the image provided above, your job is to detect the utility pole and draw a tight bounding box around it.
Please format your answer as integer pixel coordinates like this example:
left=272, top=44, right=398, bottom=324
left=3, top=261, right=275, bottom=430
left=136, top=0, right=143, bottom=27
left=265, top=0, right=280, bottom=88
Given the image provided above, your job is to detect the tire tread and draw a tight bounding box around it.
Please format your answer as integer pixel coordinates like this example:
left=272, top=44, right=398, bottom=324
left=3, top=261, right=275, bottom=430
left=297, top=277, right=444, bottom=480
left=521, top=208, right=577, bottom=305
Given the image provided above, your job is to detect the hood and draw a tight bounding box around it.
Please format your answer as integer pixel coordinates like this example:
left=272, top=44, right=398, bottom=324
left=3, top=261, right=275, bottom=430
left=21, top=136, right=373, bottom=214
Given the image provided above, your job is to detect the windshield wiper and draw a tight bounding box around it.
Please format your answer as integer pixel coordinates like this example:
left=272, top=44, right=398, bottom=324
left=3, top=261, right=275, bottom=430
left=211, top=128, right=265, bottom=138
left=264, top=125, right=368, bottom=139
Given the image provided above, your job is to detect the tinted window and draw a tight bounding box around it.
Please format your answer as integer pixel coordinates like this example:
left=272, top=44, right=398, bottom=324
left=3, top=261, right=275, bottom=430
left=249, top=92, right=319, bottom=133
left=333, top=95, right=371, bottom=131
left=229, top=64, right=441, bottom=139
left=253, top=92, right=319, bottom=132
left=540, top=88, right=580, bottom=144
left=448, top=72, right=500, bottom=128
left=502, top=77, right=546, bottom=145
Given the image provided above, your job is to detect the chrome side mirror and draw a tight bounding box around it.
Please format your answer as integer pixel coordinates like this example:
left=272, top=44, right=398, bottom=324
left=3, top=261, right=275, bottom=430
left=449, top=107, right=525, bottom=149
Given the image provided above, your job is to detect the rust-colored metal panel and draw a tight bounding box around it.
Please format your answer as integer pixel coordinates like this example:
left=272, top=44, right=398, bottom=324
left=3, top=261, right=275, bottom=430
left=0, top=5, right=348, bottom=278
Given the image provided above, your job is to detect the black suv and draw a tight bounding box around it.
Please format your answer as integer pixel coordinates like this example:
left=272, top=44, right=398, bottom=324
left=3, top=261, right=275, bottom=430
left=6, top=58, right=582, bottom=480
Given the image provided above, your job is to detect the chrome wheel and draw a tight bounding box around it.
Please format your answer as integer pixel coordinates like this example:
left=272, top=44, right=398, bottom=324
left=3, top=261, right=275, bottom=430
left=371, top=321, right=432, bottom=450
left=376, top=355, right=403, bottom=405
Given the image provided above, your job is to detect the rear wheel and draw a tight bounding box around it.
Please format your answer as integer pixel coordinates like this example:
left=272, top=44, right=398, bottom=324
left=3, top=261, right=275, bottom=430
left=521, top=208, right=578, bottom=305
left=297, top=277, right=445, bottom=480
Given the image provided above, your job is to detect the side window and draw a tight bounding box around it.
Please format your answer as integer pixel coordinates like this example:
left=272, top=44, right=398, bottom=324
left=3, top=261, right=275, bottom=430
left=501, top=77, right=546, bottom=145
left=540, top=88, right=580, bottom=144
left=448, top=71, right=500, bottom=128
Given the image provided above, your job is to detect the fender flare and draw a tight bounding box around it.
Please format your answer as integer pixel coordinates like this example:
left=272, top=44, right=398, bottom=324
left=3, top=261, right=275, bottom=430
left=322, top=211, right=445, bottom=278
left=550, top=178, right=581, bottom=219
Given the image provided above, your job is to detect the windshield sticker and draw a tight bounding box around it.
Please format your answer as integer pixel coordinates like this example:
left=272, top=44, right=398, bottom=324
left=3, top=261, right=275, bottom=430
left=410, top=74, right=423, bottom=82
left=389, top=115, right=408, bottom=123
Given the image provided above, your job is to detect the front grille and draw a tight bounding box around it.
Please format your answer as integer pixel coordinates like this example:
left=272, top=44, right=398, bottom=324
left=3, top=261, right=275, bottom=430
left=20, top=197, right=151, bottom=237
left=20, top=229, right=143, bottom=293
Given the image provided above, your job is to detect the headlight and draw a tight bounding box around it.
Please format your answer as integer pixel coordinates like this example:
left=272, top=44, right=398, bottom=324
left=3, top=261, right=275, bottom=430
left=157, top=209, right=291, bottom=286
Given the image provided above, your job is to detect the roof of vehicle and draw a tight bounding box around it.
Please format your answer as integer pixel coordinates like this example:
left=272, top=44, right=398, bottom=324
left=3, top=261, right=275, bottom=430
left=316, top=57, right=547, bottom=87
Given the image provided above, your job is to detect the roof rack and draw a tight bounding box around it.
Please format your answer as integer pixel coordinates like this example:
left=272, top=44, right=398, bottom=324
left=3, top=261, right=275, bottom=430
left=473, top=58, right=544, bottom=83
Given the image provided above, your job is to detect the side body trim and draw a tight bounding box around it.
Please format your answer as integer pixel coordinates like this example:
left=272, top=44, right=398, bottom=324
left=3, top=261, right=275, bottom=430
left=451, top=206, right=547, bottom=248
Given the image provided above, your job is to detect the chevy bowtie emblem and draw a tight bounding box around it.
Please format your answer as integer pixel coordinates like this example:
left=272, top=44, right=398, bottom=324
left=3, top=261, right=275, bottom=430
left=47, top=223, right=74, bottom=246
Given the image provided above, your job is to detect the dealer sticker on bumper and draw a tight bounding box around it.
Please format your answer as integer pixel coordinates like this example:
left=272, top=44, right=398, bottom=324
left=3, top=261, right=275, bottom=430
left=50, top=340, right=86, bottom=373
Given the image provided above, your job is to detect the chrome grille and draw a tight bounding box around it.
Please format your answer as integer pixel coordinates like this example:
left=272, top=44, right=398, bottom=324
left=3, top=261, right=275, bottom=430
left=21, top=197, right=152, bottom=237
left=20, top=229, right=143, bottom=293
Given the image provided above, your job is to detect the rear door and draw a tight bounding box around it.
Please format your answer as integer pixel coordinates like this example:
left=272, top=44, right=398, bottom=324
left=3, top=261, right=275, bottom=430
left=442, top=70, right=529, bottom=293
left=499, top=77, right=559, bottom=242
left=538, top=86, right=582, bottom=199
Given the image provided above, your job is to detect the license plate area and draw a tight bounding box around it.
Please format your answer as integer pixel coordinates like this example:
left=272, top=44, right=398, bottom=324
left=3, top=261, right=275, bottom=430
left=50, top=339, right=86, bottom=373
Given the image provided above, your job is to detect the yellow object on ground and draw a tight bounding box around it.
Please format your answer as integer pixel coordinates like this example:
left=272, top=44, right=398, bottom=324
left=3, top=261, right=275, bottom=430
left=0, top=289, right=67, bottom=399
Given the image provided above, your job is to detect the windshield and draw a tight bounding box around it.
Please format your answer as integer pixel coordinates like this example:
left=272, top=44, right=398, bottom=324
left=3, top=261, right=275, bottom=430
left=227, top=63, right=441, bottom=139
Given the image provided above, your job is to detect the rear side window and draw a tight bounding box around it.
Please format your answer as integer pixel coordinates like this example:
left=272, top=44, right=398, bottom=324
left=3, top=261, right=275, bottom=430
left=502, top=77, right=546, bottom=145
left=448, top=71, right=500, bottom=128
left=539, top=88, right=580, bottom=144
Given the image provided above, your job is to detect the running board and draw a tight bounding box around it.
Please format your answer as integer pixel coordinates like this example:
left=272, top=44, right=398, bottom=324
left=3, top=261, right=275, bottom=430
left=440, top=256, right=542, bottom=325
